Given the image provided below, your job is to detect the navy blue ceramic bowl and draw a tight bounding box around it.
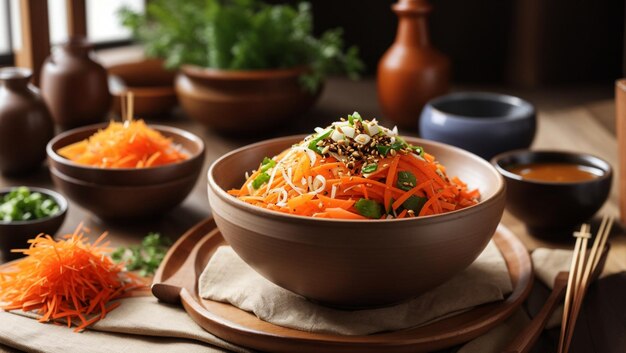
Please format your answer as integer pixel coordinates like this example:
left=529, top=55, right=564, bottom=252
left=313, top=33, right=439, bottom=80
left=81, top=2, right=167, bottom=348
left=420, top=92, right=536, bottom=159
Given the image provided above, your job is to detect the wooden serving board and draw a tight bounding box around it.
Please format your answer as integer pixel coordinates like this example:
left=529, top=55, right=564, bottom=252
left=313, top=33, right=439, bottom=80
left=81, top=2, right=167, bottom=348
left=152, top=218, right=533, bottom=353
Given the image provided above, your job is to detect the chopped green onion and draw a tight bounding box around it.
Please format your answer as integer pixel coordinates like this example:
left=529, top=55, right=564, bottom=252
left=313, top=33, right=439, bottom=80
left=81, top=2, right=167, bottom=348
left=0, top=187, right=60, bottom=222
left=348, top=112, right=363, bottom=125
left=111, top=232, right=172, bottom=277
left=355, top=198, right=383, bottom=219
left=252, top=172, right=270, bottom=189
left=402, top=195, right=428, bottom=214
left=362, top=163, right=378, bottom=174
left=307, top=129, right=332, bottom=154
left=377, top=145, right=391, bottom=156
left=409, top=145, right=424, bottom=156
left=260, top=157, right=276, bottom=172
left=397, top=171, right=417, bottom=191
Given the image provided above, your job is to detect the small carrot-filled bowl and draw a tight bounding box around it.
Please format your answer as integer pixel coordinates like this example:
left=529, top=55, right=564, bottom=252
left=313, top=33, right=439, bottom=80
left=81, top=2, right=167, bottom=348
left=207, top=133, right=506, bottom=308
left=47, top=122, right=205, bottom=186
left=46, top=121, right=204, bottom=221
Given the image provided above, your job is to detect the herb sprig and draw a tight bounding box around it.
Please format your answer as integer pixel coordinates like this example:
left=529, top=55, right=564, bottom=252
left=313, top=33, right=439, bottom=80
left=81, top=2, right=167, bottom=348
left=118, top=0, right=364, bottom=92
left=111, top=233, right=172, bottom=277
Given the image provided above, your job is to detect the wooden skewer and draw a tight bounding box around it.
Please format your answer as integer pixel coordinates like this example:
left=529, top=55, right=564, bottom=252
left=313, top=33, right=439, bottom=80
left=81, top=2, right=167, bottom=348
left=126, top=91, right=134, bottom=122
left=562, top=216, right=613, bottom=353
left=557, top=223, right=589, bottom=353
left=120, top=93, right=126, bottom=123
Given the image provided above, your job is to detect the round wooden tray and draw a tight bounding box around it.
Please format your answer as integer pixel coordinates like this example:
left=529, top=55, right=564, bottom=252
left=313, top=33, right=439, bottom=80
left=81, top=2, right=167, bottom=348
left=152, top=218, right=533, bottom=353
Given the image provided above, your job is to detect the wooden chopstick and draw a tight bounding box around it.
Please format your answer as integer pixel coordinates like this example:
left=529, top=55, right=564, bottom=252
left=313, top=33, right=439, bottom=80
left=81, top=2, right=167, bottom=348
left=558, top=223, right=589, bottom=353
left=558, top=216, right=614, bottom=353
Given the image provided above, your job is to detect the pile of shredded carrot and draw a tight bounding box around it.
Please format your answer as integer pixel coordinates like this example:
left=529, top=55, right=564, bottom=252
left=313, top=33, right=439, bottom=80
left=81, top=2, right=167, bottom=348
left=58, top=120, right=188, bottom=168
left=0, top=225, right=144, bottom=332
left=229, top=119, right=479, bottom=220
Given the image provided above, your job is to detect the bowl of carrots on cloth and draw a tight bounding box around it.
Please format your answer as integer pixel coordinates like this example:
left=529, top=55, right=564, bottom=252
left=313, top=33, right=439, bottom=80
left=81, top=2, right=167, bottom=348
left=207, top=112, right=506, bottom=308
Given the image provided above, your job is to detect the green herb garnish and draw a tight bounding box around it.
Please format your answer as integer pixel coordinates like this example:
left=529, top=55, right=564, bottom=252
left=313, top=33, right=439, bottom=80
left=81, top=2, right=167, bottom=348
left=307, top=129, right=332, bottom=154
left=111, top=233, right=172, bottom=277
left=348, top=112, right=363, bottom=125
left=355, top=198, right=383, bottom=219
left=260, top=157, right=276, bottom=172
left=362, top=163, right=378, bottom=174
left=118, top=0, right=364, bottom=93
left=397, top=171, right=417, bottom=191
left=409, top=145, right=424, bottom=156
left=252, top=172, right=271, bottom=189
left=0, top=187, right=60, bottom=222
left=402, top=195, right=427, bottom=214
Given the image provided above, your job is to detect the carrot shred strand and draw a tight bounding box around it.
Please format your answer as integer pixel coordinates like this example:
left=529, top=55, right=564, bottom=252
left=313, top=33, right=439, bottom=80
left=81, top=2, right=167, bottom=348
left=0, top=225, right=144, bottom=332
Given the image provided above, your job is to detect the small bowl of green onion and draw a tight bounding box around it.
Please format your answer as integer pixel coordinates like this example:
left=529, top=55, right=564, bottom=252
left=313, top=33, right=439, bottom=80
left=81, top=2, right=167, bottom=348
left=0, top=186, right=68, bottom=260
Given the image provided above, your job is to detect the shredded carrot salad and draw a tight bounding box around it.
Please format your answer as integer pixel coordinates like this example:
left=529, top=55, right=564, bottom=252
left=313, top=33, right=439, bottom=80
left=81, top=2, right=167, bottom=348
left=0, top=225, right=144, bottom=332
left=229, top=113, right=479, bottom=219
left=58, top=120, right=188, bottom=168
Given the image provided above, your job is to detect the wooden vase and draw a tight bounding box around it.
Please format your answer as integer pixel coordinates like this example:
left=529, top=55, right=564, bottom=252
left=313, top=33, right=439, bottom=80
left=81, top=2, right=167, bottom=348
left=377, top=0, right=450, bottom=131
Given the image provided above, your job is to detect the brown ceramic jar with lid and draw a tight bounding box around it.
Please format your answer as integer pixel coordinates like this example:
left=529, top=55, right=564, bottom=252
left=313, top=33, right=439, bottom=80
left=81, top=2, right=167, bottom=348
left=41, top=37, right=111, bottom=129
left=0, top=68, right=54, bottom=175
left=377, top=0, right=450, bottom=130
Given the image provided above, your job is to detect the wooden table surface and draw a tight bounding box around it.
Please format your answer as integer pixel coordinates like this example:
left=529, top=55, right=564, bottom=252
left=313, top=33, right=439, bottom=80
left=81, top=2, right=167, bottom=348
left=0, top=77, right=622, bottom=352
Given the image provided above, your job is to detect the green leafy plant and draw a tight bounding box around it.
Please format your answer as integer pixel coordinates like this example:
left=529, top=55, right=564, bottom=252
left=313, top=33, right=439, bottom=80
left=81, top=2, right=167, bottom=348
left=111, top=232, right=172, bottom=277
left=118, top=0, right=364, bottom=92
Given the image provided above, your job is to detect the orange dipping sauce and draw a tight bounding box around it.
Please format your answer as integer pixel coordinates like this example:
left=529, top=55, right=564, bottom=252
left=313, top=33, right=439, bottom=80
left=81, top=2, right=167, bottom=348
left=508, top=163, right=603, bottom=182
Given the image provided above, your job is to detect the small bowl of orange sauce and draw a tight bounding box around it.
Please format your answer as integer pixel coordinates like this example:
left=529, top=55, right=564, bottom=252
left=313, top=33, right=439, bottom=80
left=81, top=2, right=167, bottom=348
left=492, top=150, right=612, bottom=238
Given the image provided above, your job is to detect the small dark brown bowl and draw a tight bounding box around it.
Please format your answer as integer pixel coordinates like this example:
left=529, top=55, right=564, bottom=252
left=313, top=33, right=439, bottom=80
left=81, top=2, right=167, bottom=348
left=492, top=150, right=612, bottom=239
left=47, top=123, right=205, bottom=186
left=207, top=135, right=506, bottom=308
left=108, top=59, right=178, bottom=118
left=0, top=187, right=68, bottom=260
left=50, top=166, right=198, bottom=221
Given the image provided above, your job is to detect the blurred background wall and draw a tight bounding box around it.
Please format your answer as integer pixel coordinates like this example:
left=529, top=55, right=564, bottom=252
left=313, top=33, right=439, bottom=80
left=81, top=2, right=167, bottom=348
left=268, top=0, right=625, bottom=87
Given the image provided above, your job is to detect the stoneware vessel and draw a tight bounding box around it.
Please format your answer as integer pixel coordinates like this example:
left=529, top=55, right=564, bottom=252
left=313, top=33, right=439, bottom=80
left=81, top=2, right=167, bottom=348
left=41, top=37, right=111, bottom=129
left=0, top=68, right=54, bottom=175
left=176, top=65, right=320, bottom=134
left=50, top=167, right=198, bottom=221
left=0, top=187, right=67, bottom=260
left=47, top=123, right=205, bottom=186
left=492, top=150, right=612, bottom=239
left=378, top=0, right=450, bottom=130
left=207, top=135, right=506, bottom=308
left=108, top=59, right=177, bottom=118
left=420, top=92, right=536, bottom=160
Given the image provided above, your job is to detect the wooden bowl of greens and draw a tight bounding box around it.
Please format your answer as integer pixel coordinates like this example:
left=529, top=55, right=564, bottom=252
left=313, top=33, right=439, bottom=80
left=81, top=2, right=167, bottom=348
left=0, top=186, right=68, bottom=260
left=118, top=0, right=362, bottom=134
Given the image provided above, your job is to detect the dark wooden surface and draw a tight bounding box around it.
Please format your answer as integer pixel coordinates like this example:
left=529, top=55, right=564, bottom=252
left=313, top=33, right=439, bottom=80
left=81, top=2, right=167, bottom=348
left=0, top=77, right=623, bottom=352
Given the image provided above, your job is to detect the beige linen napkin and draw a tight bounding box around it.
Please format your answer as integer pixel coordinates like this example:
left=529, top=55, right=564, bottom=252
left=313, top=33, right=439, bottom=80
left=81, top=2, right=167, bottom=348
left=0, top=247, right=572, bottom=353
left=199, top=241, right=513, bottom=335
left=0, top=297, right=251, bottom=353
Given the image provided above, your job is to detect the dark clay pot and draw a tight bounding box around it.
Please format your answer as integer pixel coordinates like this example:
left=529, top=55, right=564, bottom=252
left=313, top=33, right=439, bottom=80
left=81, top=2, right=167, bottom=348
left=41, top=37, right=111, bottom=129
left=0, top=68, right=54, bottom=175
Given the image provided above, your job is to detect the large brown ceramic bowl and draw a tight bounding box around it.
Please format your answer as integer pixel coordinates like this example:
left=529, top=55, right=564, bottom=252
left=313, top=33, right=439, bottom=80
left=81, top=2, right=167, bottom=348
left=108, top=59, right=178, bottom=118
left=207, top=135, right=506, bottom=308
left=176, top=66, right=321, bottom=134
left=47, top=123, right=205, bottom=186
left=50, top=167, right=198, bottom=221
left=0, top=187, right=67, bottom=260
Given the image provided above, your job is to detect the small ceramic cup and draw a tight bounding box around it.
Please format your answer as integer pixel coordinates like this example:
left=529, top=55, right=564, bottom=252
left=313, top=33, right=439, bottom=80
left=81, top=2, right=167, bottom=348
left=492, top=150, right=612, bottom=239
left=420, top=92, right=536, bottom=160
